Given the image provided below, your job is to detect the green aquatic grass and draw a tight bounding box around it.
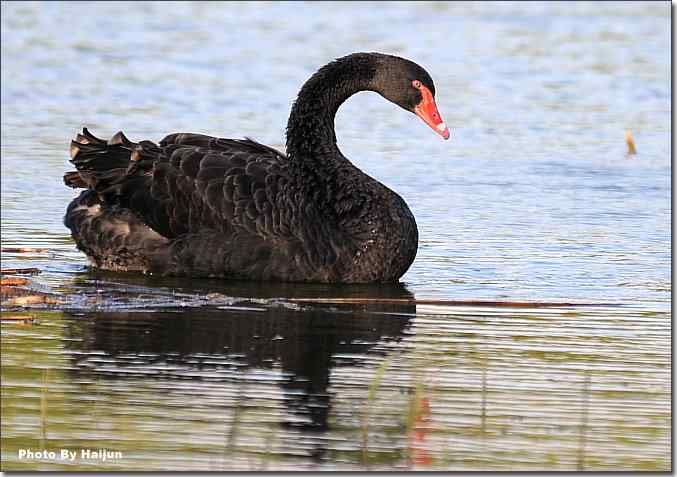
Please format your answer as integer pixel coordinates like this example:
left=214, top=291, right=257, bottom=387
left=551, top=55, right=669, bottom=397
left=360, top=356, right=389, bottom=466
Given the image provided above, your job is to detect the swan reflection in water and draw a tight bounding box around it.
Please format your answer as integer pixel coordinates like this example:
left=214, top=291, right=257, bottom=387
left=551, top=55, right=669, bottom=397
left=63, top=283, right=415, bottom=461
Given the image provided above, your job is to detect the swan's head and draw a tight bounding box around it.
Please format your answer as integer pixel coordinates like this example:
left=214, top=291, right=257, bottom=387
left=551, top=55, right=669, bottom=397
left=372, top=54, right=450, bottom=140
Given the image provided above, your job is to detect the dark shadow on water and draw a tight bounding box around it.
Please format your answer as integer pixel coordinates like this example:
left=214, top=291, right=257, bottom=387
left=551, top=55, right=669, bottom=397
left=62, top=283, right=415, bottom=462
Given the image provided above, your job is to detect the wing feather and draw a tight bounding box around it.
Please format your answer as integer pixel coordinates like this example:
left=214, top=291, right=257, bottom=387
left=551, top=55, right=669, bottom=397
left=133, top=133, right=292, bottom=241
left=65, top=129, right=322, bottom=280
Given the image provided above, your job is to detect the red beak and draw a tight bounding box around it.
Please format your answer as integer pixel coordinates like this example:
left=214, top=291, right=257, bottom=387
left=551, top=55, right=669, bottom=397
left=414, top=84, right=450, bottom=140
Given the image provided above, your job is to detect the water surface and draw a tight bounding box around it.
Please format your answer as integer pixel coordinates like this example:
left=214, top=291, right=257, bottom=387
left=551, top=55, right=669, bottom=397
left=1, top=1, right=670, bottom=471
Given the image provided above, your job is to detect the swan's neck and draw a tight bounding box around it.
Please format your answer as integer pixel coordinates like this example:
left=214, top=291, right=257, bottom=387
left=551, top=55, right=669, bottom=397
left=285, top=54, right=378, bottom=175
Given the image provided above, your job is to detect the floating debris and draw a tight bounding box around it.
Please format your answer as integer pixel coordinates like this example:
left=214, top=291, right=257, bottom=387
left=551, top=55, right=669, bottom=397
left=1, top=282, right=63, bottom=307
left=625, top=130, right=637, bottom=155
left=5, top=294, right=63, bottom=306
left=1, top=277, right=29, bottom=286
left=1, top=285, right=33, bottom=299
left=1, top=314, right=37, bottom=325
left=1, top=267, right=42, bottom=276
left=1, top=247, right=49, bottom=253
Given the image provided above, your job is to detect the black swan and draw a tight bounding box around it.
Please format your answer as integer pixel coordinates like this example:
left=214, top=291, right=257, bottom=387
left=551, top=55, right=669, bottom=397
left=63, top=52, right=449, bottom=283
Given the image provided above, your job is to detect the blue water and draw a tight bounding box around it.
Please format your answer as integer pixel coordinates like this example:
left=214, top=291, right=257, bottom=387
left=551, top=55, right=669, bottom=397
left=1, top=1, right=670, bottom=471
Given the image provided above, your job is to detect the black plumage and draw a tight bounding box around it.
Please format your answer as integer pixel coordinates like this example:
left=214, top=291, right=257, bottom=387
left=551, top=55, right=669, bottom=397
left=63, top=52, right=445, bottom=283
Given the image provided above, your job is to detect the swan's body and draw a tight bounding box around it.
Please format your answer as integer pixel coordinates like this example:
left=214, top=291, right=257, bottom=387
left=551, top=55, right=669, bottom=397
left=63, top=53, right=448, bottom=283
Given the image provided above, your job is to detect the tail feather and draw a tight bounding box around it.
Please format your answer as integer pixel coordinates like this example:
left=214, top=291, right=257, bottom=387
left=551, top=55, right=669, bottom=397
left=64, top=128, right=137, bottom=191
left=80, top=127, right=108, bottom=145
left=107, top=130, right=134, bottom=147
left=64, top=170, right=88, bottom=188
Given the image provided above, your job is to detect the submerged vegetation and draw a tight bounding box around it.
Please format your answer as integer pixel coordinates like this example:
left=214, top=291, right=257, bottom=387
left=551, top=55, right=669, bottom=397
left=0, top=0, right=669, bottom=471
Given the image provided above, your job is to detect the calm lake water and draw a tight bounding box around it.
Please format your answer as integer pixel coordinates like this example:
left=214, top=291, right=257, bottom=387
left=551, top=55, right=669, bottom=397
left=1, top=1, right=670, bottom=471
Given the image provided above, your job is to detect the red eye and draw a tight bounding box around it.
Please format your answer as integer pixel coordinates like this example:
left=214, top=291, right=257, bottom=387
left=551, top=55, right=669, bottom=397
left=412, top=80, right=422, bottom=89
